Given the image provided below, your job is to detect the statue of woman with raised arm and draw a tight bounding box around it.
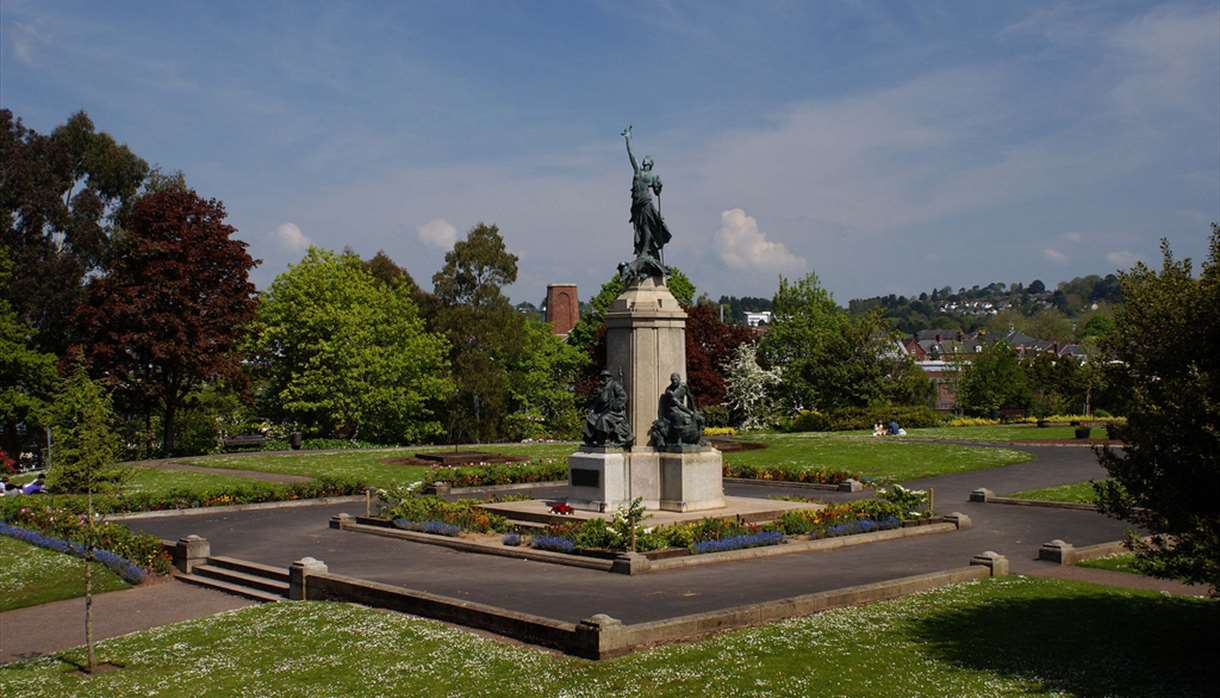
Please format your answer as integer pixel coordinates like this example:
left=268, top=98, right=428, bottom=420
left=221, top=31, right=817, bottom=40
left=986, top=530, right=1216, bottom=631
left=622, top=125, right=672, bottom=268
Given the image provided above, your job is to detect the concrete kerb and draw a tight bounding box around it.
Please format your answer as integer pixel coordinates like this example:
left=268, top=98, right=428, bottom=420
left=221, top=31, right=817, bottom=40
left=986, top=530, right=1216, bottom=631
left=722, top=477, right=863, bottom=493
left=110, top=495, right=368, bottom=521
left=980, top=495, right=1099, bottom=512
left=286, top=558, right=996, bottom=659
left=970, top=550, right=1010, bottom=576
left=1038, top=538, right=1129, bottom=565
left=331, top=514, right=968, bottom=575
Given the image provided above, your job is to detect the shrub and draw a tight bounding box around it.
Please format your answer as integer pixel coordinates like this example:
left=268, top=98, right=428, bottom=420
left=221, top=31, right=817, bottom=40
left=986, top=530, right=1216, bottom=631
left=379, top=494, right=508, bottom=533
left=948, top=417, right=1001, bottom=427
left=426, top=460, right=567, bottom=488
left=782, top=410, right=833, bottom=432
left=1075, top=426, right=1091, bottom=439
left=691, top=530, right=784, bottom=554
left=701, top=405, right=732, bottom=428
left=827, top=406, right=944, bottom=431
left=877, top=484, right=930, bottom=517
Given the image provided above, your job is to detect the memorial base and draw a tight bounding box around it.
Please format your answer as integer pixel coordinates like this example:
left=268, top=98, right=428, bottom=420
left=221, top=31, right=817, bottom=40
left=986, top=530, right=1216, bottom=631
left=567, top=447, right=722, bottom=513
left=659, top=448, right=725, bottom=512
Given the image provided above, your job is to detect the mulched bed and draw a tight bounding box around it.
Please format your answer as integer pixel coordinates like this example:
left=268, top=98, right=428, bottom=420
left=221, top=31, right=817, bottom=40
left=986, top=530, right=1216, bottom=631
left=707, top=439, right=769, bottom=453
left=383, top=453, right=531, bottom=467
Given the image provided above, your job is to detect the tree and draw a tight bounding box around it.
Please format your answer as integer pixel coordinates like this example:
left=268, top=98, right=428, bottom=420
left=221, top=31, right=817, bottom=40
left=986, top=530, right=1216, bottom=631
left=1094, top=228, right=1220, bottom=593
left=503, top=318, right=586, bottom=440
left=958, top=341, right=1030, bottom=417
left=684, top=303, right=756, bottom=408
left=255, top=248, right=452, bottom=443
left=0, top=110, right=149, bottom=356
left=48, top=363, right=128, bottom=674
left=724, top=342, right=781, bottom=429
left=1028, top=279, right=1046, bottom=294
left=759, top=273, right=891, bottom=412
left=75, top=189, right=258, bottom=454
left=364, top=249, right=423, bottom=299
left=0, top=244, right=58, bottom=459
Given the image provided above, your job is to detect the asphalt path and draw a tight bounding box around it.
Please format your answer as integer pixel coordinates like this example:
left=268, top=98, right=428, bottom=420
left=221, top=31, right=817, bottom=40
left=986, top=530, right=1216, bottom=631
left=125, top=444, right=1136, bottom=624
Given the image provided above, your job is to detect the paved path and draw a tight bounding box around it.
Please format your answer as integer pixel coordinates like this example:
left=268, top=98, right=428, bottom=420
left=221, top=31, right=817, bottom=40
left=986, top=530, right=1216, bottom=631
left=122, top=444, right=1165, bottom=625
left=0, top=580, right=253, bottom=664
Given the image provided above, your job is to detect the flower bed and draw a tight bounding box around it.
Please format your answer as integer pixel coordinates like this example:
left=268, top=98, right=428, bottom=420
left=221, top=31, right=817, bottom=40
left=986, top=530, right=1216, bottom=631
left=392, top=519, right=461, bottom=537
left=0, top=506, right=171, bottom=576
left=0, top=522, right=149, bottom=584
left=690, top=530, right=784, bottom=554
left=0, top=476, right=367, bottom=519
left=377, top=488, right=509, bottom=533
left=722, top=463, right=858, bottom=485
left=425, top=460, right=567, bottom=488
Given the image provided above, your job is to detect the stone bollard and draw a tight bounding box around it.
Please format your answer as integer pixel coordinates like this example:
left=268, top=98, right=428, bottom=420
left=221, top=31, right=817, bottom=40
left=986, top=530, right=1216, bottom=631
left=174, top=535, right=210, bottom=574
left=329, top=513, right=353, bottom=530
left=1038, top=539, right=1076, bottom=565
left=610, top=552, right=650, bottom=575
left=289, top=557, right=329, bottom=600
left=969, top=488, right=993, bottom=503
left=837, top=478, right=864, bottom=493
left=943, top=512, right=973, bottom=530
left=970, top=550, right=1009, bottom=577
left=575, top=613, right=625, bottom=659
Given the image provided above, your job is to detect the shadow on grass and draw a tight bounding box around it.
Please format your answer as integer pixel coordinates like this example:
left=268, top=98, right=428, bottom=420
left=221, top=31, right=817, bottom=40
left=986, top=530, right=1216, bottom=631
left=912, top=589, right=1220, bottom=697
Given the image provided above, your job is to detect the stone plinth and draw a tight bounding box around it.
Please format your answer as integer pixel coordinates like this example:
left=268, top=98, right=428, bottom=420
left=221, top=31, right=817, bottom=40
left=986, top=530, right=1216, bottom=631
left=659, top=448, right=725, bottom=511
left=604, top=276, right=687, bottom=439
left=567, top=449, right=661, bottom=512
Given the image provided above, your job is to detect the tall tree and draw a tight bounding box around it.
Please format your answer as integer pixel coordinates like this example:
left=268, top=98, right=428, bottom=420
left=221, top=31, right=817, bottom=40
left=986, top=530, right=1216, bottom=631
left=1095, top=228, right=1220, bottom=593
left=958, top=341, right=1030, bottom=417
left=684, top=303, right=755, bottom=407
left=0, top=110, right=148, bottom=355
left=255, top=248, right=452, bottom=443
left=75, top=189, right=258, bottom=454
left=0, top=244, right=59, bottom=459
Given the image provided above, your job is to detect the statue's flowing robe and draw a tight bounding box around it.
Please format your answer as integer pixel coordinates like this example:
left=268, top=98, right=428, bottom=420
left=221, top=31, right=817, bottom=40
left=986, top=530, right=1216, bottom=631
left=629, top=174, right=672, bottom=259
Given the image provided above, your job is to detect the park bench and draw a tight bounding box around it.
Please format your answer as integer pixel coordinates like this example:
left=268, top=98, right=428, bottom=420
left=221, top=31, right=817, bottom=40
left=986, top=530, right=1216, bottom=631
left=222, top=434, right=267, bottom=451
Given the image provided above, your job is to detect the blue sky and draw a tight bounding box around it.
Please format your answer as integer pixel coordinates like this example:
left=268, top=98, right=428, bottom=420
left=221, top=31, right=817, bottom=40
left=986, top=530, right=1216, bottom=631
left=2, top=1, right=1217, bottom=304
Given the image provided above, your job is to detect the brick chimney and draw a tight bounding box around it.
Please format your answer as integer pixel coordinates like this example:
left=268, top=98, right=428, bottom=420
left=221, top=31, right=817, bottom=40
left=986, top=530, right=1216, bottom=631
left=546, top=283, right=579, bottom=336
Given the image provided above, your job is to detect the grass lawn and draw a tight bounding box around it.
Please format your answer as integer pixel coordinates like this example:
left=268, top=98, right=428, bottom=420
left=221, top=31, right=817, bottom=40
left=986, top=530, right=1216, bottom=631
left=180, top=443, right=575, bottom=489
left=1008, top=480, right=1102, bottom=504
left=0, top=536, right=129, bottom=612
left=902, top=424, right=1107, bottom=442
left=1, top=577, right=1214, bottom=697
left=724, top=432, right=1033, bottom=481
left=1078, top=552, right=1142, bottom=575
left=174, top=436, right=1030, bottom=487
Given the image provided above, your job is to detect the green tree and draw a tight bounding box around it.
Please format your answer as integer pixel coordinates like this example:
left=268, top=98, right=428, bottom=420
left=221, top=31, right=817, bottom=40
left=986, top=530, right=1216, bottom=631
left=1095, top=228, right=1220, bottom=593
left=254, top=248, right=452, bottom=443
left=47, top=363, right=130, bottom=673
left=958, top=341, right=1030, bottom=417
left=0, top=245, right=58, bottom=459
left=504, top=318, right=586, bottom=440
left=758, top=273, right=891, bottom=412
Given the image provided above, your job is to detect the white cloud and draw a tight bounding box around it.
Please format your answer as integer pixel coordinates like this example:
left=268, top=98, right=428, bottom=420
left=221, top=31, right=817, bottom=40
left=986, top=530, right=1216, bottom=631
left=1064, top=232, right=1083, bottom=243
left=1042, top=248, right=1069, bottom=264
left=272, top=222, right=311, bottom=253
left=1106, top=250, right=1141, bottom=268
left=715, top=209, right=806, bottom=274
left=416, top=218, right=458, bottom=250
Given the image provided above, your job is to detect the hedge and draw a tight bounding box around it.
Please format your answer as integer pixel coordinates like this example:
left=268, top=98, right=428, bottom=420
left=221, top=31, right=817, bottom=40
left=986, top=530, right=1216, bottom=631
left=426, top=460, right=567, bottom=488
left=722, top=462, right=858, bottom=485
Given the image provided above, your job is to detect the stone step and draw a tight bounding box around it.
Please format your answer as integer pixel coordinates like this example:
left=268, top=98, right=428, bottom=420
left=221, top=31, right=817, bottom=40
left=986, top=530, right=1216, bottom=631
left=175, top=573, right=285, bottom=603
left=205, top=555, right=290, bottom=582
left=193, top=563, right=291, bottom=595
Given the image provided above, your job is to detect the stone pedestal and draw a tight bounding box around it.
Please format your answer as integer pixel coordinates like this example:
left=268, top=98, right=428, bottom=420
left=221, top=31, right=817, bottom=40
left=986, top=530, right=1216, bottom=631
left=659, top=448, right=725, bottom=511
left=567, top=448, right=660, bottom=512
left=604, top=276, right=687, bottom=439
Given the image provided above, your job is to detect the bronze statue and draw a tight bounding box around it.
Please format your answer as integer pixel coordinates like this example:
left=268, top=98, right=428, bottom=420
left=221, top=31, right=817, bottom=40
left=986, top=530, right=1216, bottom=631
left=582, top=370, right=634, bottom=448
left=620, top=125, right=671, bottom=283
left=648, top=372, right=707, bottom=448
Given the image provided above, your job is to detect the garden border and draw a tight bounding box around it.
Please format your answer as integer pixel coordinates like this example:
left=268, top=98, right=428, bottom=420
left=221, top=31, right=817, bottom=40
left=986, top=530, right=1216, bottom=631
left=292, top=555, right=1004, bottom=658
left=330, top=513, right=967, bottom=575
left=969, top=488, right=1098, bottom=511
left=428, top=480, right=568, bottom=496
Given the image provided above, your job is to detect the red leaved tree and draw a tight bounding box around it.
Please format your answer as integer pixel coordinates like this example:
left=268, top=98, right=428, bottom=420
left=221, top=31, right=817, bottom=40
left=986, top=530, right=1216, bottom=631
left=684, top=303, right=756, bottom=408
left=75, top=189, right=258, bottom=454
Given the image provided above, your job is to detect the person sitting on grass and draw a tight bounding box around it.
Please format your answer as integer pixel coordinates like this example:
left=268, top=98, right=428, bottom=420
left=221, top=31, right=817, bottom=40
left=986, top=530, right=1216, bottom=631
left=0, top=476, right=16, bottom=495
left=888, top=420, right=907, bottom=436
left=20, top=474, right=46, bottom=495
left=873, top=423, right=886, bottom=437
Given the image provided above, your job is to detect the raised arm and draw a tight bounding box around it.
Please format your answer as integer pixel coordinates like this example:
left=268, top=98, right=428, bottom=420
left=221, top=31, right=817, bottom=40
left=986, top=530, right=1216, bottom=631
left=622, top=125, right=639, bottom=174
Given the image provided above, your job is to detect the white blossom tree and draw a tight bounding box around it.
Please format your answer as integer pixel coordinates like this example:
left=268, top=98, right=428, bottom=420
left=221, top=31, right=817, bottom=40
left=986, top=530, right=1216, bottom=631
left=724, top=342, right=782, bottom=430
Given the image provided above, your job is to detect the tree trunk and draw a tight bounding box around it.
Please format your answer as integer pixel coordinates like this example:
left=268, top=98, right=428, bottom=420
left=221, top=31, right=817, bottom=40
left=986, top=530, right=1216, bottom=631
left=85, top=486, right=95, bottom=673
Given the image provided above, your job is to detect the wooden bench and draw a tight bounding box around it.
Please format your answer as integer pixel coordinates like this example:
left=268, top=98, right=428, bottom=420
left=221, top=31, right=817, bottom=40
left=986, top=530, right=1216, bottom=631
left=222, top=434, right=267, bottom=451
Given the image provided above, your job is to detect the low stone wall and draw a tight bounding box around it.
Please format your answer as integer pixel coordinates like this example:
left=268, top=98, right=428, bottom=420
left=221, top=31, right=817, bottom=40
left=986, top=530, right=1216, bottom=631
left=289, top=556, right=1004, bottom=659
left=1038, top=538, right=1130, bottom=565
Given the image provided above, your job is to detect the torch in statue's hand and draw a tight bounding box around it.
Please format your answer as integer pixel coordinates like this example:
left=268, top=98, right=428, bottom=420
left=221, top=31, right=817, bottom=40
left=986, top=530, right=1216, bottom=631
left=621, top=125, right=632, bottom=138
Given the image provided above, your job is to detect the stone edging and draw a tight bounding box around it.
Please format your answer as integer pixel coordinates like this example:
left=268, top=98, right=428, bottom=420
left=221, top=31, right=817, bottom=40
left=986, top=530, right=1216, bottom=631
left=332, top=513, right=968, bottom=575
left=723, top=477, right=841, bottom=492
left=969, top=488, right=1098, bottom=511
left=291, top=557, right=1003, bottom=658
left=430, top=480, right=568, bottom=496
left=109, top=495, right=368, bottom=521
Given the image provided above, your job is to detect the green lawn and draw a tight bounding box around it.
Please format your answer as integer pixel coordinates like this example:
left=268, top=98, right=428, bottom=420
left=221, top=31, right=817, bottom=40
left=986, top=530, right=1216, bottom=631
left=1078, top=552, right=1142, bottom=575
left=1, top=577, right=1214, bottom=696
left=0, top=536, right=130, bottom=612
left=1008, top=480, right=1102, bottom=504
left=180, top=443, right=575, bottom=489
left=724, top=432, right=1033, bottom=481
left=902, top=424, right=1107, bottom=442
